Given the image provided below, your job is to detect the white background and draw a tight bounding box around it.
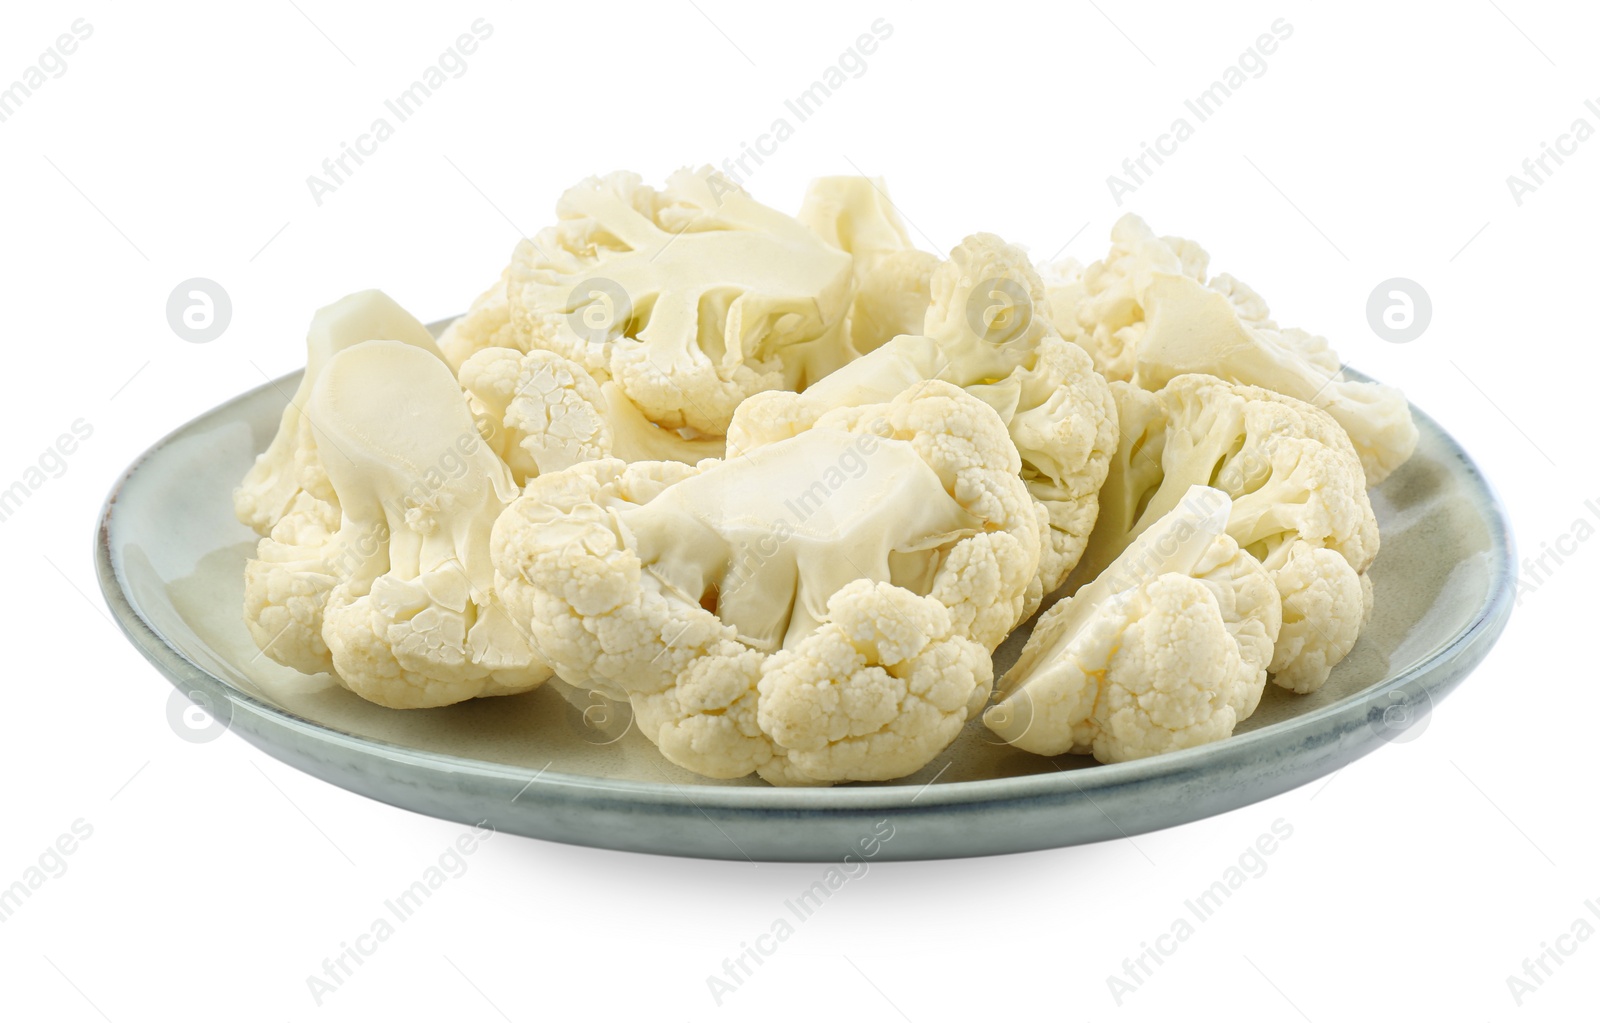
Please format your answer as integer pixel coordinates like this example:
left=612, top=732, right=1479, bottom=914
left=1, top=1, right=1595, bottom=1019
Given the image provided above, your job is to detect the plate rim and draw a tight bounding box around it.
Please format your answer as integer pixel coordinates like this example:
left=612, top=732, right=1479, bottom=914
left=95, top=366, right=1518, bottom=817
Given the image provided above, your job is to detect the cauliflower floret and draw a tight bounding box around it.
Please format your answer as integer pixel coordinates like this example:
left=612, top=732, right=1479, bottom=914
left=507, top=168, right=853, bottom=436
left=234, top=290, right=443, bottom=536
left=241, top=491, right=353, bottom=676
left=1134, top=271, right=1418, bottom=484
left=492, top=381, right=1040, bottom=784
left=1267, top=543, right=1375, bottom=694
left=458, top=346, right=610, bottom=480
left=1043, top=214, right=1206, bottom=382
left=437, top=270, right=521, bottom=372
left=458, top=346, right=722, bottom=484
left=729, top=233, right=1117, bottom=601
left=797, top=176, right=939, bottom=357
left=757, top=580, right=992, bottom=785
left=986, top=486, right=1281, bottom=762
left=1080, top=374, right=1379, bottom=693
left=301, top=340, right=550, bottom=708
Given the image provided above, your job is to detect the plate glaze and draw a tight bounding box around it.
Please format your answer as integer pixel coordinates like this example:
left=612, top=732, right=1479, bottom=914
left=96, top=348, right=1514, bottom=861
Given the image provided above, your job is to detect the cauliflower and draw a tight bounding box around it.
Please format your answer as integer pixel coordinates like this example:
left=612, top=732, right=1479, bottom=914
left=1080, top=374, right=1379, bottom=694
left=491, top=381, right=1041, bottom=784
left=985, top=486, right=1281, bottom=762
left=507, top=168, right=854, bottom=437
left=233, top=290, right=443, bottom=537
left=457, top=346, right=722, bottom=485
left=437, top=270, right=521, bottom=373
left=730, top=233, right=1117, bottom=600
left=1133, top=270, right=1419, bottom=484
left=797, top=176, right=939, bottom=356
left=1043, top=214, right=1206, bottom=382
left=293, top=340, right=549, bottom=708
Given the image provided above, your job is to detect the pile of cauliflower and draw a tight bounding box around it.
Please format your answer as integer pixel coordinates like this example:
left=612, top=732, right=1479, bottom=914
left=235, top=169, right=1417, bottom=786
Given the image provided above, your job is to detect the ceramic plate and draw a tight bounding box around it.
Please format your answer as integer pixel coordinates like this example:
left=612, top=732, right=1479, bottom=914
left=96, top=344, right=1514, bottom=861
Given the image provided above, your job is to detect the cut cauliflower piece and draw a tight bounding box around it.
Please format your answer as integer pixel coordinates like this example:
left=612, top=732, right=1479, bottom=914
left=241, top=491, right=356, bottom=677
left=507, top=168, right=853, bottom=436
left=1043, top=214, right=1206, bottom=382
left=437, top=270, right=521, bottom=373
left=729, top=232, right=1117, bottom=599
left=757, top=580, right=991, bottom=786
left=1080, top=374, right=1379, bottom=693
left=458, top=346, right=721, bottom=485
left=233, top=290, right=443, bottom=537
left=303, top=340, right=550, bottom=708
left=1133, top=271, right=1419, bottom=484
left=986, top=486, right=1281, bottom=762
left=797, top=176, right=939, bottom=356
left=491, top=381, right=1040, bottom=784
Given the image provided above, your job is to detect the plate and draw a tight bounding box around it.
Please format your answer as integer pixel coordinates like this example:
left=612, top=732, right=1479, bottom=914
left=96, top=345, right=1514, bottom=861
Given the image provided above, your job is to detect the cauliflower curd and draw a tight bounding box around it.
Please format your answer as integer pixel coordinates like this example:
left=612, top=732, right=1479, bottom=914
left=237, top=172, right=1413, bottom=783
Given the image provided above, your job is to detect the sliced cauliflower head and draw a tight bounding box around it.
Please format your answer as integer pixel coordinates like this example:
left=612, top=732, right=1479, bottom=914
left=458, top=346, right=722, bottom=485
left=1133, top=271, right=1418, bottom=484
left=507, top=168, right=853, bottom=436
left=234, top=290, right=443, bottom=536
left=986, top=486, right=1281, bottom=762
left=1044, top=214, right=1207, bottom=382
left=797, top=175, right=939, bottom=356
left=305, top=340, right=551, bottom=709
left=730, top=233, right=1118, bottom=598
left=1082, top=374, right=1379, bottom=693
left=491, top=381, right=1040, bottom=784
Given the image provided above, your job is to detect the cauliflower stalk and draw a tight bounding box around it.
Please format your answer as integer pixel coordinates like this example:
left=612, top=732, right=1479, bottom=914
left=730, top=232, right=1117, bottom=601
left=1133, top=270, right=1419, bottom=484
left=507, top=168, right=854, bottom=437
left=1080, top=373, right=1379, bottom=694
left=986, top=485, right=1281, bottom=762
left=491, top=381, right=1041, bottom=785
left=796, top=175, right=939, bottom=357
left=1050, top=214, right=1418, bottom=483
left=233, top=290, right=443, bottom=537
left=1042, top=214, right=1206, bottom=382
left=285, top=340, right=550, bottom=708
